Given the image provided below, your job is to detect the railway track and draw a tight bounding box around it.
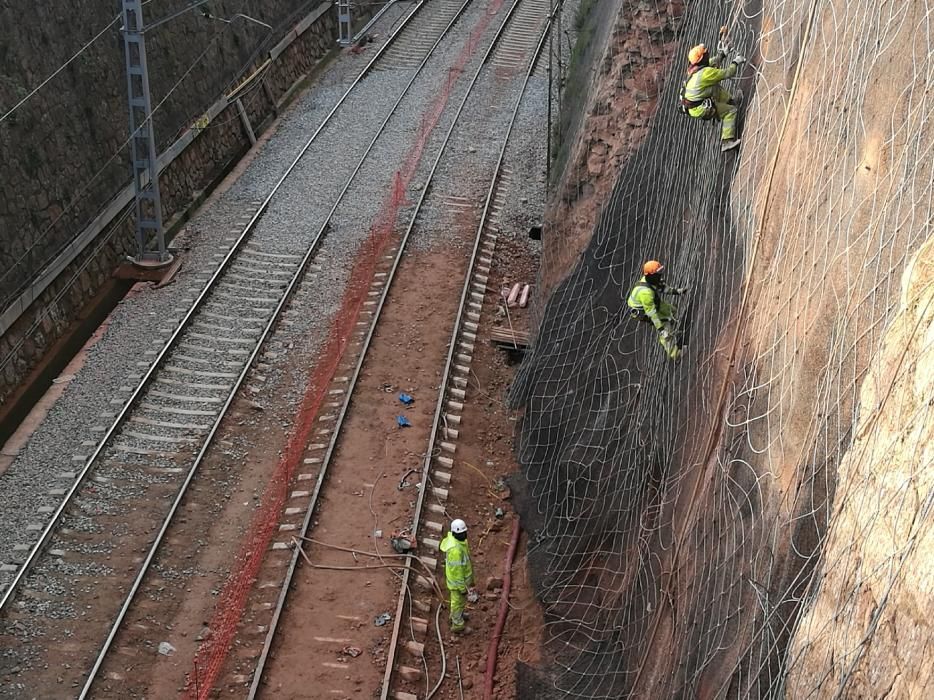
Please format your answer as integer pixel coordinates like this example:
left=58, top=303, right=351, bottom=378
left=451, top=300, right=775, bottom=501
left=382, top=6, right=554, bottom=698
left=186, top=0, right=554, bottom=697
left=0, top=0, right=503, bottom=694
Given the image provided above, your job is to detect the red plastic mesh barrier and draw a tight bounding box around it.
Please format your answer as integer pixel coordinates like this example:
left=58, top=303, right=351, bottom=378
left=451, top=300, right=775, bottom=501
left=183, top=1, right=505, bottom=694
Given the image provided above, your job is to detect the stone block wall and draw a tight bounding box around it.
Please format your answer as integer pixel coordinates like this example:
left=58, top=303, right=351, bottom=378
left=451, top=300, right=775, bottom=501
left=0, top=1, right=324, bottom=308
left=0, top=0, right=370, bottom=406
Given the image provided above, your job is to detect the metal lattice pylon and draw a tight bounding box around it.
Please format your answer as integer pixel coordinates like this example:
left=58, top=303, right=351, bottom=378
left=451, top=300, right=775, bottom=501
left=120, top=0, right=170, bottom=264
left=337, top=0, right=352, bottom=45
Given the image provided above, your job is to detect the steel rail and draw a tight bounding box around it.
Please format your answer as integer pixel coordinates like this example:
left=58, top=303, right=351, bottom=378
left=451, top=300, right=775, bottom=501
left=0, top=0, right=428, bottom=619
left=291, top=0, right=478, bottom=267
left=379, top=5, right=558, bottom=697
left=75, top=2, right=483, bottom=696
left=351, top=0, right=400, bottom=46
left=246, top=0, right=534, bottom=695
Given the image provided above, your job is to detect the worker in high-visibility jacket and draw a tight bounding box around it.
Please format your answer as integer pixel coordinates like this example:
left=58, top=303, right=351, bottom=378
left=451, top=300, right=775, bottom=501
left=680, top=43, right=746, bottom=152
left=627, top=260, right=688, bottom=359
left=439, top=518, right=476, bottom=633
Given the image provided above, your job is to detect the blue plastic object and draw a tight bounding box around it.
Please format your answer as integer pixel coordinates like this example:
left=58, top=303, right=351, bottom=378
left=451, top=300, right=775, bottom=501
left=396, top=415, right=411, bottom=428
left=399, top=392, right=414, bottom=405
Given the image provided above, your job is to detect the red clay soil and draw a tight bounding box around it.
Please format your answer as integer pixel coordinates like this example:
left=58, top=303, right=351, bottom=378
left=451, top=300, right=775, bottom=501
left=256, top=242, right=472, bottom=697
left=247, top=194, right=548, bottom=700
left=244, top=230, right=543, bottom=700
left=541, top=0, right=680, bottom=296
left=419, top=234, right=543, bottom=699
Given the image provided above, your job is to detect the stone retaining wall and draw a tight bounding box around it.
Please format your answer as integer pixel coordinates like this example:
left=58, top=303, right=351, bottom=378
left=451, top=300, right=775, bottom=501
left=0, top=1, right=378, bottom=405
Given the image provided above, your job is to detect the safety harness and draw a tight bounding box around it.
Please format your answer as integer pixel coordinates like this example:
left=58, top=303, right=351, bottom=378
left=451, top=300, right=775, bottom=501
left=679, top=66, right=716, bottom=119
left=628, top=282, right=657, bottom=323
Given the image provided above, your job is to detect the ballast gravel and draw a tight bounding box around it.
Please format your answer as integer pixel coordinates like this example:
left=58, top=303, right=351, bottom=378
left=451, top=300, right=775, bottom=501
left=0, top=3, right=428, bottom=587
left=0, top=0, right=534, bottom=676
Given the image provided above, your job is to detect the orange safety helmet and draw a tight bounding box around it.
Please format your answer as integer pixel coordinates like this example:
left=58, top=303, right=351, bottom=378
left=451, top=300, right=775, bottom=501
left=643, top=260, right=664, bottom=276
left=687, top=44, right=708, bottom=65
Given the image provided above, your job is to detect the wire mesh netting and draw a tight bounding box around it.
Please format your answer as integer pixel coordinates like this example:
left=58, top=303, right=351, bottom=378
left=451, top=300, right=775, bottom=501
left=512, top=0, right=934, bottom=696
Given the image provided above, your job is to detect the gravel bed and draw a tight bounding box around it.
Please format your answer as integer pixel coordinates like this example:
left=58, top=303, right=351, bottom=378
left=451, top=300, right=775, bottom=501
left=331, top=10, right=514, bottom=255
left=12, top=597, right=77, bottom=621
left=95, top=464, right=177, bottom=482
left=58, top=515, right=103, bottom=535
left=55, top=540, right=114, bottom=556
left=499, top=72, right=550, bottom=245
left=408, top=71, right=528, bottom=250
left=406, top=2, right=577, bottom=261
left=141, top=384, right=229, bottom=402
left=39, top=558, right=115, bottom=580
left=0, top=0, right=553, bottom=688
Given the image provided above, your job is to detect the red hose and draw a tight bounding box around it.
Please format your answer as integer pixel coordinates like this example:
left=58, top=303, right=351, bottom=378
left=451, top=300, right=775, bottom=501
left=484, top=518, right=521, bottom=700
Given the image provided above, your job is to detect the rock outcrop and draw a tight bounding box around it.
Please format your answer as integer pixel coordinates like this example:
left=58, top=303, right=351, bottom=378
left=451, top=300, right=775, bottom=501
left=539, top=0, right=681, bottom=298
left=786, top=237, right=934, bottom=697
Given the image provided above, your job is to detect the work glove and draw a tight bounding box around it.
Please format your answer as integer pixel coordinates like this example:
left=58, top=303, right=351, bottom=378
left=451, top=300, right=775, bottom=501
left=659, top=329, right=671, bottom=342
left=467, top=588, right=479, bottom=603
left=732, top=54, right=746, bottom=65
left=674, top=286, right=689, bottom=295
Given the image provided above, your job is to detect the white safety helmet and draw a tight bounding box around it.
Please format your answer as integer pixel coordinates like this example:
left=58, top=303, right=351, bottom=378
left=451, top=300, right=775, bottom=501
left=451, top=518, right=468, bottom=534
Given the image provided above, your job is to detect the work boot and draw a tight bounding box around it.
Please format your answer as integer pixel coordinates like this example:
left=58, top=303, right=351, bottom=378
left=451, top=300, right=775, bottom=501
left=721, top=138, right=741, bottom=153
left=452, top=625, right=473, bottom=635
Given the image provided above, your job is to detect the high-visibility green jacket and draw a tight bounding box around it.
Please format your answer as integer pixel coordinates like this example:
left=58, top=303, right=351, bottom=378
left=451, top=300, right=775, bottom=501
left=683, top=55, right=737, bottom=105
left=439, top=532, right=473, bottom=592
left=627, top=276, right=670, bottom=330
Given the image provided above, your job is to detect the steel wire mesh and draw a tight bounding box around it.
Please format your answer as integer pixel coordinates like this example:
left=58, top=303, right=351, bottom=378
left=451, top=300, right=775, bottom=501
left=512, top=0, right=934, bottom=696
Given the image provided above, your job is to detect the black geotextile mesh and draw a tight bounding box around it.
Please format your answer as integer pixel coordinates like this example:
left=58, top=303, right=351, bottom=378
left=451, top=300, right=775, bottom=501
left=510, top=0, right=748, bottom=681
left=516, top=661, right=567, bottom=700
left=508, top=0, right=934, bottom=696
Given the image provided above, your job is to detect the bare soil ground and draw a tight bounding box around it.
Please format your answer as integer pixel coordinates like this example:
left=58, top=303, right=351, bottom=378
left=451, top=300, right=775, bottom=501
left=257, top=242, right=470, bottom=698
left=247, top=237, right=545, bottom=700
left=419, top=234, right=543, bottom=699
